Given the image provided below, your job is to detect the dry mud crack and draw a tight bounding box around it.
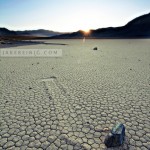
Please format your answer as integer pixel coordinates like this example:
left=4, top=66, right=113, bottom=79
left=0, top=39, right=150, bottom=150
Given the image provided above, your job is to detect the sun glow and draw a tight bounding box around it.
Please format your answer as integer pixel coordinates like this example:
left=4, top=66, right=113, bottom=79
left=83, top=29, right=91, bottom=34
left=82, top=29, right=91, bottom=36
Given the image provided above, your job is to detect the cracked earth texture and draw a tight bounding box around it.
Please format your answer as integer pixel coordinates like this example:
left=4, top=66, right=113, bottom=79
left=0, top=39, right=150, bottom=150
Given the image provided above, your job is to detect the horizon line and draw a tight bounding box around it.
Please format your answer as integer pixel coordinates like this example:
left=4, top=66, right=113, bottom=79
left=0, top=11, right=149, bottom=33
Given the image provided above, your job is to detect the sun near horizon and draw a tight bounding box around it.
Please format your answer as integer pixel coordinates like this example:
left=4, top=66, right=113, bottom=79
left=0, top=0, right=150, bottom=32
left=82, top=29, right=91, bottom=36
left=84, top=29, right=91, bottom=34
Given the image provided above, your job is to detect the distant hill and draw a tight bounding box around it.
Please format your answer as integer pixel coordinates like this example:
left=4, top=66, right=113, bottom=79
left=0, top=28, right=61, bottom=37
left=16, top=29, right=61, bottom=37
left=51, top=12, right=150, bottom=39
left=1, top=12, right=150, bottom=39
left=0, top=28, right=17, bottom=36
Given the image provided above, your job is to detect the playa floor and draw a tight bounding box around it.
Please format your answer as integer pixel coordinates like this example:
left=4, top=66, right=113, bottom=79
left=0, top=39, right=150, bottom=150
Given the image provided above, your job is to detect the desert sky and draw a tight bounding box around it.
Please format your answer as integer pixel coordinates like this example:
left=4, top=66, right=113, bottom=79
left=0, top=0, right=150, bottom=32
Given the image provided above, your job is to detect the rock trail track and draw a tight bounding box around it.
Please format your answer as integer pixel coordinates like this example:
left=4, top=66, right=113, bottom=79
left=0, top=39, right=150, bottom=149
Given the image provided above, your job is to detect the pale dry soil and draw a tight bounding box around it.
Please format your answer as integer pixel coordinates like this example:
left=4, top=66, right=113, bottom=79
left=0, top=39, right=150, bottom=150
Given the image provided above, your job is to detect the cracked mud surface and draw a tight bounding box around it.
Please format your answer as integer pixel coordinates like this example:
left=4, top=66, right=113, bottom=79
left=0, top=39, right=150, bottom=150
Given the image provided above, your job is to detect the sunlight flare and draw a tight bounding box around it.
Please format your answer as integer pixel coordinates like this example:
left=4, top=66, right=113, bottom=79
left=83, top=29, right=91, bottom=35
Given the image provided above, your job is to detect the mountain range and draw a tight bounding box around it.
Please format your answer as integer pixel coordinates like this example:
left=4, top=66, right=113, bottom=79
left=0, top=12, right=150, bottom=38
left=0, top=28, right=61, bottom=37
left=51, top=12, right=150, bottom=39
